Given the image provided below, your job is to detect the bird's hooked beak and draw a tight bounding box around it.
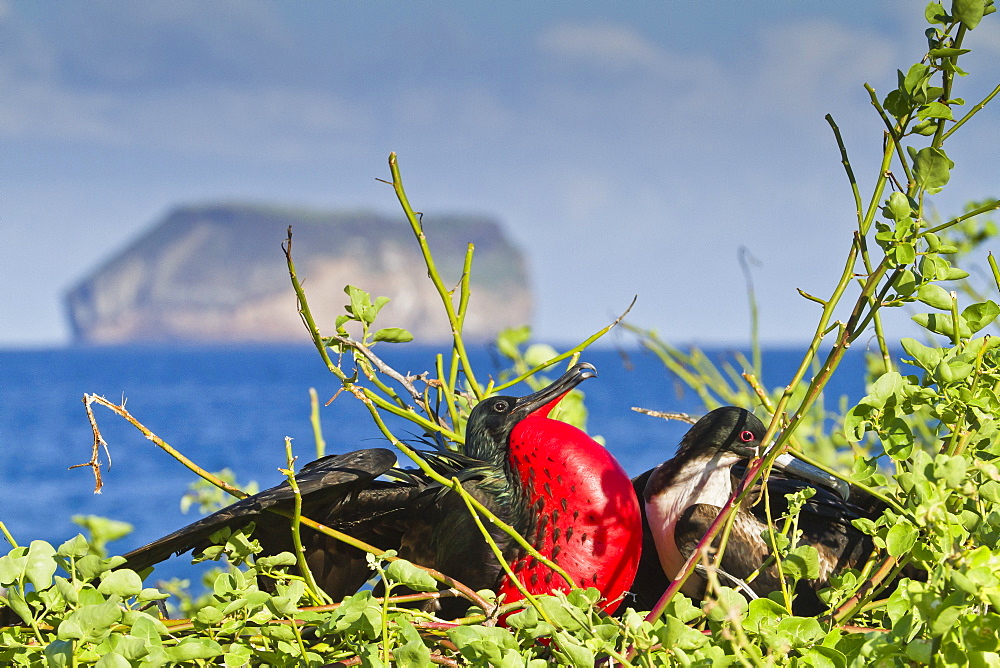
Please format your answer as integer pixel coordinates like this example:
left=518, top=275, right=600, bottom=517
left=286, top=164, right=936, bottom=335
left=772, top=453, right=851, bottom=500
left=512, top=362, right=597, bottom=421
left=732, top=437, right=850, bottom=501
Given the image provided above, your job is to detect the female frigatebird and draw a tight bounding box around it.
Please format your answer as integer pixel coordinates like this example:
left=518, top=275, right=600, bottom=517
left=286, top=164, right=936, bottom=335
left=121, top=363, right=642, bottom=617
left=629, top=406, right=884, bottom=615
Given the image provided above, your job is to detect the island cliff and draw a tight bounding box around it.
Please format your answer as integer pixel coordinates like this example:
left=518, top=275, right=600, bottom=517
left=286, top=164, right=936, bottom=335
left=65, top=205, right=532, bottom=344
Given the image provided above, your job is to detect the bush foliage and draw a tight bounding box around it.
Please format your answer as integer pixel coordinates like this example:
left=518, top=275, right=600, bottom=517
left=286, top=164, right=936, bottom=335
left=3, top=2, right=1000, bottom=665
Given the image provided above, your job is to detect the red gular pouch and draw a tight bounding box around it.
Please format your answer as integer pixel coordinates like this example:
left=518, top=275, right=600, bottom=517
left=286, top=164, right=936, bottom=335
left=499, top=406, right=642, bottom=616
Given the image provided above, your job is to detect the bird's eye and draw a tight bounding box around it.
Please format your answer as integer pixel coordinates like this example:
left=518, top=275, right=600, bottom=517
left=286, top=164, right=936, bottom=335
left=739, top=430, right=755, bottom=443
left=492, top=400, right=509, bottom=413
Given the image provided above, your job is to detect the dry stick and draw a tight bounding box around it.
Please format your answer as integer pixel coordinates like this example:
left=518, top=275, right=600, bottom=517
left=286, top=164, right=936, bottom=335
left=323, top=332, right=425, bottom=405
left=629, top=408, right=696, bottom=424
left=76, top=394, right=245, bottom=498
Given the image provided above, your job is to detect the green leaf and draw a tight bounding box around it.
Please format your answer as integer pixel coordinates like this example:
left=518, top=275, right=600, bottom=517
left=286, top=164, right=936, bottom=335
left=917, top=101, right=955, bottom=120
left=913, top=147, right=954, bottom=192
left=94, top=653, right=131, bottom=668
left=844, top=404, right=872, bottom=441
left=883, top=89, right=911, bottom=119
left=3, top=585, right=32, bottom=625
left=962, top=300, right=1000, bottom=333
left=902, top=63, right=932, bottom=97
left=660, top=614, right=709, bottom=650
left=24, top=540, right=58, bottom=591
left=59, top=601, right=122, bottom=643
left=886, top=522, right=919, bottom=557
left=912, top=312, right=971, bottom=339
left=776, top=616, right=825, bottom=648
left=57, top=534, right=91, bottom=559
left=554, top=631, right=595, bottom=668
left=934, top=454, right=967, bottom=487
left=743, top=598, right=788, bottom=635
left=224, top=645, right=253, bottom=667
left=931, top=605, right=965, bottom=636
left=901, top=337, right=943, bottom=369
left=0, top=547, right=28, bottom=586
left=869, top=371, right=904, bottom=408
left=524, top=343, right=559, bottom=368
left=784, top=546, right=821, bottom=581
left=801, top=645, right=849, bottom=668
left=372, top=327, right=414, bottom=343
left=894, top=269, right=918, bottom=296
left=883, top=418, right=914, bottom=460
left=385, top=559, right=438, bottom=592
left=944, top=266, right=970, bottom=280
left=916, top=284, right=954, bottom=311
left=98, top=569, right=143, bottom=598
left=885, top=192, right=912, bottom=222
left=344, top=285, right=372, bottom=320
left=953, top=0, right=987, bottom=28
left=894, top=242, right=916, bottom=265
left=448, top=626, right=517, bottom=664
left=372, top=295, right=391, bottom=318
left=496, top=325, right=531, bottom=360
left=165, top=637, right=225, bottom=662
left=929, top=47, right=972, bottom=57
left=43, top=640, right=74, bottom=668
left=706, top=586, right=748, bottom=622
left=537, top=594, right=585, bottom=631
left=394, top=639, right=432, bottom=668
left=129, top=613, right=168, bottom=643
left=925, top=2, right=951, bottom=24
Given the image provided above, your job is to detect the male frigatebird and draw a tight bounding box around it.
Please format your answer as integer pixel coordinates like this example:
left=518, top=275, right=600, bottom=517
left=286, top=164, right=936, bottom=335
left=629, top=406, right=884, bottom=615
left=121, top=363, right=642, bottom=617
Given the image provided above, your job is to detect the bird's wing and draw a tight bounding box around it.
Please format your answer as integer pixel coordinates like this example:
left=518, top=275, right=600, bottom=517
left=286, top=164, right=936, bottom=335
left=121, top=448, right=398, bottom=573
left=734, top=463, right=879, bottom=585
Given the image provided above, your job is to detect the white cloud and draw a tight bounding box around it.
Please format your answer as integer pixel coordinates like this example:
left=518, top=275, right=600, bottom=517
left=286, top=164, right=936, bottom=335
left=537, top=22, right=671, bottom=71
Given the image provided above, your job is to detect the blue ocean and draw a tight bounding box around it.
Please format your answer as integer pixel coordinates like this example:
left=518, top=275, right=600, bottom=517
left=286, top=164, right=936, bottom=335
left=0, top=344, right=869, bottom=585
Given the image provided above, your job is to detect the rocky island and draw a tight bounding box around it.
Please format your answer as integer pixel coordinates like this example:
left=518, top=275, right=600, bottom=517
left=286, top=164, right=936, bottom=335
left=65, top=205, right=531, bottom=344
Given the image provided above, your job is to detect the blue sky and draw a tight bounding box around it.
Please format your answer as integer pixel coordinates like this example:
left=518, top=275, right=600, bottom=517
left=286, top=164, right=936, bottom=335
left=2, top=2, right=998, bottom=347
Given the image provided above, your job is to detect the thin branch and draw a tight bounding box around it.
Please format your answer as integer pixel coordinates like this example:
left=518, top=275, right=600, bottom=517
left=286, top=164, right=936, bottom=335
left=629, top=408, right=696, bottom=424
left=323, top=332, right=425, bottom=405
left=941, top=82, right=1000, bottom=141
left=492, top=296, right=636, bottom=393
left=76, top=394, right=244, bottom=498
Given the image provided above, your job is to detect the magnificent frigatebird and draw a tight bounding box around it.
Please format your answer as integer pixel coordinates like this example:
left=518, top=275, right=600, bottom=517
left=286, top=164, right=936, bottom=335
left=628, top=406, right=884, bottom=615
left=121, top=363, right=642, bottom=617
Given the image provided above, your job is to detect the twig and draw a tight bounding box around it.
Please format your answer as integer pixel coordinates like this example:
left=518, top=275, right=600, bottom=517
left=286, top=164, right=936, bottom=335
left=76, top=394, right=244, bottom=498
left=308, top=388, right=326, bottom=459
left=493, top=296, right=636, bottom=393
left=323, top=332, right=425, bottom=405
left=629, top=408, right=696, bottom=424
